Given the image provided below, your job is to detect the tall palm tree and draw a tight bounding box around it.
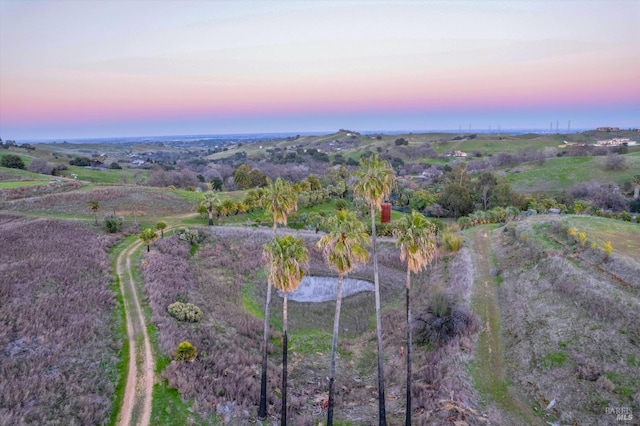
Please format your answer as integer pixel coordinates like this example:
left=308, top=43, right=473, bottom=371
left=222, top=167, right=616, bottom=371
left=352, top=154, right=395, bottom=425
left=258, top=177, right=298, bottom=419
left=263, top=235, right=308, bottom=426
left=198, top=190, right=219, bottom=226
left=88, top=200, right=100, bottom=226
left=317, top=209, right=369, bottom=426
left=394, top=211, right=437, bottom=426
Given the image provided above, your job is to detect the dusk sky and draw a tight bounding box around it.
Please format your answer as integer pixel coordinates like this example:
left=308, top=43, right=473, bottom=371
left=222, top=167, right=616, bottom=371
left=1, top=0, right=639, bottom=140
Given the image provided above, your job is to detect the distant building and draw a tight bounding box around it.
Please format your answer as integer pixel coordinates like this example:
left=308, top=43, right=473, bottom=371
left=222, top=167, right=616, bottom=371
left=596, top=127, right=620, bottom=132
left=595, top=138, right=632, bottom=146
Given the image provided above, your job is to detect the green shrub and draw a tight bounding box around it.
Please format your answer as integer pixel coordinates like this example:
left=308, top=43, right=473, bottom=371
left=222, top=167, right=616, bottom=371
left=103, top=214, right=125, bottom=233
left=176, top=227, right=206, bottom=245
left=541, top=351, right=568, bottom=367
left=1, top=154, right=25, bottom=169
left=69, top=156, right=92, bottom=166
left=415, top=290, right=478, bottom=346
left=173, top=341, right=197, bottom=361
left=335, top=199, right=347, bottom=210
left=168, top=301, right=203, bottom=322
left=441, top=231, right=463, bottom=252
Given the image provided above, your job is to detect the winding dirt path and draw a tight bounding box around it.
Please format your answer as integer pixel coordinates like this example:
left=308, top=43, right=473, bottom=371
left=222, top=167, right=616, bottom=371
left=116, top=240, right=155, bottom=426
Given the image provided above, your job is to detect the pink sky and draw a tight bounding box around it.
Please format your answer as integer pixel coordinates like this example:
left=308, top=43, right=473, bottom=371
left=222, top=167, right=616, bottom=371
left=1, top=1, right=638, bottom=139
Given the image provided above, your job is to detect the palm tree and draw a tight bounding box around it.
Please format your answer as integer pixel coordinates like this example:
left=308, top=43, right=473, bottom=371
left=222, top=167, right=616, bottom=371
left=155, top=221, right=167, bottom=238
left=394, top=211, right=437, bottom=426
left=352, top=154, right=395, bottom=425
left=263, top=235, right=308, bottom=426
left=258, top=177, right=298, bottom=419
left=317, top=210, right=369, bottom=425
left=198, top=190, right=219, bottom=226
left=88, top=200, right=100, bottom=226
left=139, top=228, right=158, bottom=252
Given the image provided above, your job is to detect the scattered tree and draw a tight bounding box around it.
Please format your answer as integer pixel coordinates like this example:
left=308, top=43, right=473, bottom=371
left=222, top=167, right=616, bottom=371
left=394, top=211, right=437, bottom=426
left=27, top=158, right=53, bottom=175
left=258, top=177, right=298, bottom=419
left=156, top=221, right=167, bottom=237
left=139, top=228, right=157, bottom=252
left=88, top=200, right=100, bottom=226
left=263, top=235, right=308, bottom=426
left=199, top=190, right=220, bottom=226
left=317, top=210, right=369, bottom=425
left=1, top=154, right=25, bottom=169
left=352, top=154, right=395, bottom=425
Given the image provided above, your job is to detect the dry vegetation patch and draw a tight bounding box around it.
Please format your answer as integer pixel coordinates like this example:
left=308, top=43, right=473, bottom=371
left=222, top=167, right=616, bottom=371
left=0, top=186, right=193, bottom=217
left=0, top=215, right=120, bottom=425
left=493, top=220, right=640, bottom=425
left=141, top=226, right=486, bottom=424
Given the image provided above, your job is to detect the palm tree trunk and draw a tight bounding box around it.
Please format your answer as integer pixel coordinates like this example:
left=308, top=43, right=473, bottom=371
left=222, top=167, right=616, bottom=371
left=328, top=274, right=344, bottom=426
left=259, top=223, right=280, bottom=419
left=282, top=292, right=289, bottom=426
left=94, top=213, right=98, bottom=226
left=208, top=211, right=213, bottom=226
left=634, top=185, right=639, bottom=199
left=405, top=266, right=412, bottom=426
left=258, top=279, right=271, bottom=419
left=371, top=205, right=387, bottom=425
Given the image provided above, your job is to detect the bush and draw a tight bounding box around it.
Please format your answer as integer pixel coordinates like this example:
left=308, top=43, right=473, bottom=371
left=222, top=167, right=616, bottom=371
left=168, top=301, right=203, bottom=322
left=335, top=199, right=347, bottom=210
left=176, top=227, right=206, bottom=245
left=27, top=158, right=53, bottom=175
left=602, top=153, right=628, bottom=171
left=173, top=341, right=197, bottom=361
left=103, top=214, right=125, bottom=233
left=441, top=231, right=463, bottom=252
left=109, top=162, right=122, bottom=169
left=414, top=291, right=479, bottom=346
left=69, top=156, right=92, bottom=166
left=1, top=154, right=25, bottom=169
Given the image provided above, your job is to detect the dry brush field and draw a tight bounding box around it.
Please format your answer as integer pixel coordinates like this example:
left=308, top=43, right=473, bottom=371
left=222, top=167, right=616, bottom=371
left=492, top=217, right=640, bottom=425
left=0, top=215, right=121, bottom=425
left=141, top=227, right=483, bottom=425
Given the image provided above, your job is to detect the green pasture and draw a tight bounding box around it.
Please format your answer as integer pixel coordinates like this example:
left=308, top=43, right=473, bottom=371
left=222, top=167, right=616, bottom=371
left=0, top=179, right=53, bottom=188
left=559, top=215, right=640, bottom=260
left=56, top=166, right=149, bottom=184
left=506, top=153, right=640, bottom=193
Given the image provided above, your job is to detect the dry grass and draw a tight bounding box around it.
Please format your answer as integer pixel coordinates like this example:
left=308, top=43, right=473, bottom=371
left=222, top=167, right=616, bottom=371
left=493, top=219, right=640, bottom=425
left=139, top=227, right=488, bottom=423
left=0, top=215, right=120, bottom=425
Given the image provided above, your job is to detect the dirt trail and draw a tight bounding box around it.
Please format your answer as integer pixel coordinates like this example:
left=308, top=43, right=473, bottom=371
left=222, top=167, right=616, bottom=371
left=469, top=227, right=542, bottom=425
left=116, top=240, right=155, bottom=426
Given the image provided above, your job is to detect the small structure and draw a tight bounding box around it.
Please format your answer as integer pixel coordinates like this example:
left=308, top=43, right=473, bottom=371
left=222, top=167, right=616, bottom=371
left=381, top=203, right=391, bottom=223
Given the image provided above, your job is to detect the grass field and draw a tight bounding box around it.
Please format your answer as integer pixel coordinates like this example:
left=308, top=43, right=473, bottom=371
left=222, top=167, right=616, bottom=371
left=0, top=179, right=53, bottom=188
left=558, top=215, right=640, bottom=260
left=506, top=153, right=640, bottom=193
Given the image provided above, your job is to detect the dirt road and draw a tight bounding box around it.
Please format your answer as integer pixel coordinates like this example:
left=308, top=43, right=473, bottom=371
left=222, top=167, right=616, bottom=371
left=116, top=240, right=155, bottom=426
left=469, top=227, right=542, bottom=425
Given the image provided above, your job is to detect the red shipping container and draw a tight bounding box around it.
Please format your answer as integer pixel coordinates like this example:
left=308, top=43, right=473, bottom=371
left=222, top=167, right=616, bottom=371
left=381, top=203, right=391, bottom=223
